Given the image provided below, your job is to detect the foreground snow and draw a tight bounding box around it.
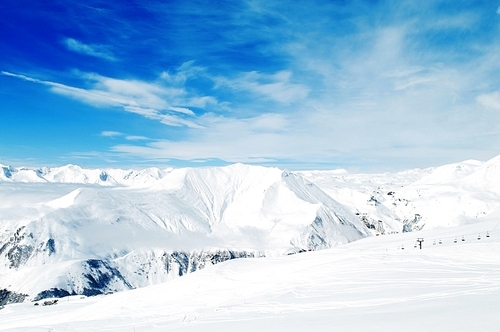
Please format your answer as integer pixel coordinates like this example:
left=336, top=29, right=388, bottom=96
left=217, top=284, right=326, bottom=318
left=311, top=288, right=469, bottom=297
left=1, top=219, right=499, bottom=331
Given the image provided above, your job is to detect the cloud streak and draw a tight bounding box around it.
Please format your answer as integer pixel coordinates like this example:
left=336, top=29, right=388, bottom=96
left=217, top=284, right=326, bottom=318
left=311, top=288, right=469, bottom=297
left=1, top=70, right=204, bottom=128
left=63, top=38, right=116, bottom=61
left=101, top=131, right=122, bottom=137
left=215, top=70, right=310, bottom=104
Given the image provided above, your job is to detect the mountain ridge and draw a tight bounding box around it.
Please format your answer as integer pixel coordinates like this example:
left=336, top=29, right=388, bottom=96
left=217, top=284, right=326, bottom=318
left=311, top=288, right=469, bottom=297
left=0, top=163, right=368, bottom=303
left=2, top=156, right=500, bottom=304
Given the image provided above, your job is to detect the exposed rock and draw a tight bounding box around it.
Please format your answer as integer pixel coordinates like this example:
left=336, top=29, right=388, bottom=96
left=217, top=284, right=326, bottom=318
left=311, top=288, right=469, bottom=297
left=42, top=299, right=58, bottom=306
left=81, top=259, right=132, bottom=296
left=46, top=239, right=56, bottom=255
left=0, top=289, right=28, bottom=306
left=34, top=288, right=74, bottom=301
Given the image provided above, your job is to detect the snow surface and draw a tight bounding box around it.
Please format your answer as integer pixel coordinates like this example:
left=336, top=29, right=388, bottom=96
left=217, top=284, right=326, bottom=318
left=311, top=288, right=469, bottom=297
left=0, top=219, right=498, bottom=331
left=1, top=157, right=500, bottom=330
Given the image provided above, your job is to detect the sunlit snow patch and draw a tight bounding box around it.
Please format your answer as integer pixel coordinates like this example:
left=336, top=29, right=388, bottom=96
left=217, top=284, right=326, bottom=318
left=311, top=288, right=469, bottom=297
left=45, top=189, right=81, bottom=209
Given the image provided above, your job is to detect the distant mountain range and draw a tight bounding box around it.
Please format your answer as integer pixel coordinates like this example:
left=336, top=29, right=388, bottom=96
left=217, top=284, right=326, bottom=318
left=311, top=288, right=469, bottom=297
left=1, top=156, right=500, bottom=305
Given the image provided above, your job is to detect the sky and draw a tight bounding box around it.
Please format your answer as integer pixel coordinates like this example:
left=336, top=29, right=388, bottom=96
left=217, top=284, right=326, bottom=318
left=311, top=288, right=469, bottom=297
left=1, top=0, right=500, bottom=172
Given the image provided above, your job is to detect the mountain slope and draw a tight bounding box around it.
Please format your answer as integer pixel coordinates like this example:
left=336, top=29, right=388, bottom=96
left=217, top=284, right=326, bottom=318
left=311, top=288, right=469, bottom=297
left=1, top=219, right=498, bottom=331
left=3, top=155, right=500, bottom=304
left=302, top=155, right=500, bottom=232
left=0, top=164, right=368, bottom=302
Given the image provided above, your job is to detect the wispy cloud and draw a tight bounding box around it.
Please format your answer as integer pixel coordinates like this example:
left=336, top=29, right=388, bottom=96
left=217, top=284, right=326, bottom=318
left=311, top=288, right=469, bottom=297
left=111, top=113, right=296, bottom=163
left=215, top=70, right=310, bottom=104
left=1, top=70, right=205, bottom=128
left=125, top=135, right=148, bottom=141
left=63, top=38, right=116, bottom=61
left=100, top=131, right=149, bottom=141
left=100, top=131, right=149, bottom=142
left=101, top=131, right=122, bottom=137
left=477, top=92, right=500, bottom=110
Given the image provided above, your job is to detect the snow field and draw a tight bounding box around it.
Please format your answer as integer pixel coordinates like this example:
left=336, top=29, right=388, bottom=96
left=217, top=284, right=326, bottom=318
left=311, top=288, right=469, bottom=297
left=2, top=158, right=500, bottom=331
left=0, top=219, right=499, bottom=331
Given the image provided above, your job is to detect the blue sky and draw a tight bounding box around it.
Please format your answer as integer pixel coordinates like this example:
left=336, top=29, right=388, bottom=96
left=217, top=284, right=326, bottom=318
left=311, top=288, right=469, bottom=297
left=1, top=0, right=500, bottom=171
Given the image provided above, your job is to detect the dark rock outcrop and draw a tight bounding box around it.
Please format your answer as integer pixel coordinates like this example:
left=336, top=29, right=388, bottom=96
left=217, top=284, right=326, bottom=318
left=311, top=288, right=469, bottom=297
left=0, top=289, right=28, bottom=306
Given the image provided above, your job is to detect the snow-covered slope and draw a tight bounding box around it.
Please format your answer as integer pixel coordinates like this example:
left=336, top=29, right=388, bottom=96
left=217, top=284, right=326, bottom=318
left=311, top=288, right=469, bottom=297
left=300, top=167, right=428, bottom=233
left=1, top=219, right=498, bottom=332
left=0, top=164, right=368, bottom=303
left=2, top=156, right=500, bottom=305
left=384, top=156, right=500, bottom=230
left=302, top=155, right=500, bottom=232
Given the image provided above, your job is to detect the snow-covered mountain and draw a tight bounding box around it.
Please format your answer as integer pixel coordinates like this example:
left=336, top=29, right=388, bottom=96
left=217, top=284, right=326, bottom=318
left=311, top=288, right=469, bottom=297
left=301, top=155, right=500, bottom=232
left=0, top=163, right=368, bottom=304
left=0, top=163, right=170, bottom=186
left=2, top=156, right=500, bottom=305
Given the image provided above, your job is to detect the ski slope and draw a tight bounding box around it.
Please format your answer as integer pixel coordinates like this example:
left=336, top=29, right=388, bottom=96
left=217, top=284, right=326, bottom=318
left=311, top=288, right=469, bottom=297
left=0, top=219, right=498, bottom=331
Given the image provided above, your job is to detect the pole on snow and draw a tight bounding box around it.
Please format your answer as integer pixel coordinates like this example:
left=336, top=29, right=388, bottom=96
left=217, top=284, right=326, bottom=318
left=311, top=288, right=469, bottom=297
left=416, top=237, right=424, bottom=249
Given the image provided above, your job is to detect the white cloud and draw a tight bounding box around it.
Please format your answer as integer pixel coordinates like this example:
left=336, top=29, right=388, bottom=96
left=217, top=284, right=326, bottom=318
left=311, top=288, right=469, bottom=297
left=1, top=71, right=203, bottom=129
left=187, top=96, right=219, bottom=108
left=497, top=6, right=500, bottom=15
left=82, top=72, right=190, bottom=112
left=477, top=91, right=500, bottom=110
left=110, top=113, right=292, bottom=163
left=63, top=38, right=116, bottom=61
left=123, top=106, right=202, bottom=128
left=101, top=131, right=149, bottom=142
left=1, top=71, right=41, bottom=83
left=160, top=61, right=206, bottom=85
left=125, top=135, right=149, bottom=141
left=424, top=12, right=479, bottom=30
left=216, top=70, right=310, bottom=104
left=101, top=131, right=122, bottom=137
